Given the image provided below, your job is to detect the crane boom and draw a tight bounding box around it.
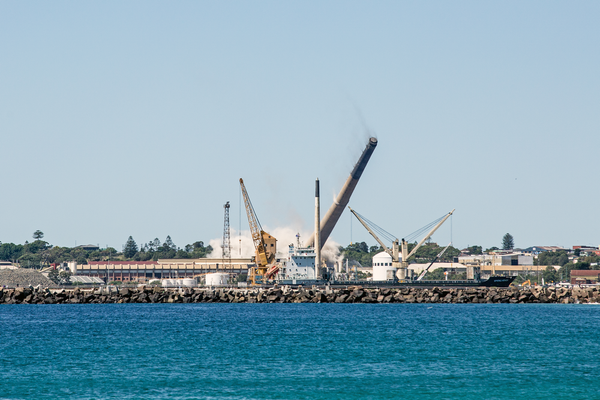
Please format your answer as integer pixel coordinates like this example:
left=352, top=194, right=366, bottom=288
left=416, top=242, right=452, bottom=281
left=348, top=206, right=393, bottom=257
left=239, top=179, right=275, bottom=284
left=348, top=206, right=401, bottom=276
left=240, top=178, right=273, bottom=266
left=406, top=209, right=455, bottom=260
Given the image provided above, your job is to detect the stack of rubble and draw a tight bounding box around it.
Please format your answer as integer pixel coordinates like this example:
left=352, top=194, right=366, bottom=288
left=0, top=268, right=55, bottom=289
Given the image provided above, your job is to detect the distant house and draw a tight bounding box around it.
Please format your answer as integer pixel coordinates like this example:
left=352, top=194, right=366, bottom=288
left=570, top=270, right=600, bottom=285
left=76, top=244, right=100, bottom=251
left=521, top=246, right=566, bottom=255
left=572, top=245, right=600, bottom=256
left=573, top=245, right=598, bottom=251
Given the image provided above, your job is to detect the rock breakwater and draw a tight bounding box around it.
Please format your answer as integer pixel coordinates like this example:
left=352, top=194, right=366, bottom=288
left=1, top=286, right=598, bottom=305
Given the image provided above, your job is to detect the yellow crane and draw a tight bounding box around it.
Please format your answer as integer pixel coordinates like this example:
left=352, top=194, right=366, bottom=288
left=239, top=178, right=277, bottom=285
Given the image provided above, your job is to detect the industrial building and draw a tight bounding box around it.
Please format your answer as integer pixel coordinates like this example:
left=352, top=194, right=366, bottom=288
left=458, top=252, right=534, bottom=267
left=457, top=252, right=538, bottom=278
left=570, top=270, right=600, bottom=285
left=75, top=258, right=252, bottom=283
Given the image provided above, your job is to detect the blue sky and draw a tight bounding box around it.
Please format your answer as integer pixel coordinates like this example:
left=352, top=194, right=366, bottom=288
left=1, top=1, right=599, bottom=254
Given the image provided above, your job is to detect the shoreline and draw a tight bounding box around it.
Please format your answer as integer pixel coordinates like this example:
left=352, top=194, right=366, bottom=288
left=1, top=285, right=597, bottom=304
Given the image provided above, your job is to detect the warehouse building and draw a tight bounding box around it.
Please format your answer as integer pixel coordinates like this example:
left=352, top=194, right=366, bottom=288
left=76, top=258, right=253, bottom=283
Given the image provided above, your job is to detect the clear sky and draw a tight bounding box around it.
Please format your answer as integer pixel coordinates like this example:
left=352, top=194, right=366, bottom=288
left=1, top=1, right=599, bottom=255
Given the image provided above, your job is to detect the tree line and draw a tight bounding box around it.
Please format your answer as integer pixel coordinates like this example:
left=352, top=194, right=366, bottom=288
left=122, top=235, right=212, bottom=261
left=0, top=231, right=213, bottom=269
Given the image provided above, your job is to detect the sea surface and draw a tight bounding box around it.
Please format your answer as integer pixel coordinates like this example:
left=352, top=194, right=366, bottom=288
left=1, top=304, right=599, bottom=400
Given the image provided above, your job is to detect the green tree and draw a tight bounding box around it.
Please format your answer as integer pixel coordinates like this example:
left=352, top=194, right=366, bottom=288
left=47, top=269, right=60, bottom=284
left=163, top=235, right=176, bottom=251
left=536, top=250, right=570, bottom=267
left=542, top=266, right=559, bottom=283
left=558, top=262, right=582, bottom=281
left=103, top=247, right=118, bottom=261
left=466, top=245, right=483, bottom=255
left=411, top=243, right=460, bottom=263
left=175, top=249, right=191, bottom=259
left=18, top=253, right=43, bottom=268
left=577, top=261, right=591, bottom=270
left=58, top=270, right=72, bottom=285
left=33, top=230, right=44, bottom=240
left=424, top=267, right=445, bottom=280
left=340, top=242, right=382, bottom=268
left=502, top=233, right=514, bottom=250
left=23, top=240, right=51, bottom=254
left=0, top=243, right=24, bottom=262
left=189, top=241, right=212, bottom=258
left=123, top=236, right=138, bottom=259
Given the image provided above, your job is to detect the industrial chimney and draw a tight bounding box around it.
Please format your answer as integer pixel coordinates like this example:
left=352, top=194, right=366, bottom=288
left=305, top=137, right=378, bottom=248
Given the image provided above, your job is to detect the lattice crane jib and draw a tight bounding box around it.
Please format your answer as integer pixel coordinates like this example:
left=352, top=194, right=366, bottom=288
left=239, top=179, right=273, bottom=268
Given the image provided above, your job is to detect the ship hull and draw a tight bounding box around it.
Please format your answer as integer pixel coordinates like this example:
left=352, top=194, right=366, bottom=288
left=275, top=276, right=516, bottom=288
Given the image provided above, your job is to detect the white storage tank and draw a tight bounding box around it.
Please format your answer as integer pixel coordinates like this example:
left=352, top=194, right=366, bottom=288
left=372, top=252, right=396, bottom=281
left=162, top=278, right=197, bottom=288
left=180, top=278, right=196, bottom=288
left=205, top=273, right=229, bottom=287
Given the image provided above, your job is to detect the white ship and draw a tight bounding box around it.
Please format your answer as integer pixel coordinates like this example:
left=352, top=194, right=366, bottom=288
left=275, top=234, right=322, bottom=285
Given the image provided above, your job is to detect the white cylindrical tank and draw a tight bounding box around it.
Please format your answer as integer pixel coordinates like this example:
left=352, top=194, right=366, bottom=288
left=179, top=278, right=196, bottom=287
left=372, top=252, right=395, bottom=281
left=162, top=278, right=197, bottom=287
left=205, top=273, right=229, bottom=287
left=67, top=261, right=77, bottom=275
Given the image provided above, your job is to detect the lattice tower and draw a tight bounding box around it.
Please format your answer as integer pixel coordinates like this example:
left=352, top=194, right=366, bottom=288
left=222, top=201, right=231, bottom=268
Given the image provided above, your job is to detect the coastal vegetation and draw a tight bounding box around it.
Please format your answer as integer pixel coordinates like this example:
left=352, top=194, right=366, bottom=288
left=0, top=231, right=213, bottom=269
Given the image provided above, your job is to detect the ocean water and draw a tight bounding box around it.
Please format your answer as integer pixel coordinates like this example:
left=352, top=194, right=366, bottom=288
left=1, top=304, right=599, bottom=400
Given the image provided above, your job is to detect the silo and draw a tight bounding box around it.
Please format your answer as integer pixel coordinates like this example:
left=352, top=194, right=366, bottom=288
left=180, top=278, right=197, bottom=287
left=372, top=252, right=396, bottom=281
left=206, top=273, right=229, bottom=287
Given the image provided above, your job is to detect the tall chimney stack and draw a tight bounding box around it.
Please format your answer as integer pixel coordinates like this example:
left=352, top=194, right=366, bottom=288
left=306, top=137, right=378, bottom=248
left=315, top=178, right=321, bottom=279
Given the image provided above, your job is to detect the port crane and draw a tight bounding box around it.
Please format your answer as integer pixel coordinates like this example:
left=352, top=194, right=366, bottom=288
left=348, top=207, right=455, bottom=281
left=239, top=178, right=278, bottom=285
left=416, top=242, right=452, bottom=281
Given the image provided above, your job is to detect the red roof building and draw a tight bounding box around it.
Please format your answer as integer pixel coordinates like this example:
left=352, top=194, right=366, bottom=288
left=570, top=270, right=600, bottom=285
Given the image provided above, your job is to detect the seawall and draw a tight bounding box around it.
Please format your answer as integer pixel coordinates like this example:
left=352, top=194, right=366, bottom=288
left=0, top=286, right=597, bottom=304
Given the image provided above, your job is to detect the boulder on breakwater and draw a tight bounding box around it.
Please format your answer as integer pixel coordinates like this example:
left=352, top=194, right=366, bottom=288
left=0, top=285, right=598, bottom=305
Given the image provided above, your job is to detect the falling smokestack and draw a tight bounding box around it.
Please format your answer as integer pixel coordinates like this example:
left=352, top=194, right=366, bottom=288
left=315, top=178, right=321, bottom=279
left=306, top=137, right=378, bottom=248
